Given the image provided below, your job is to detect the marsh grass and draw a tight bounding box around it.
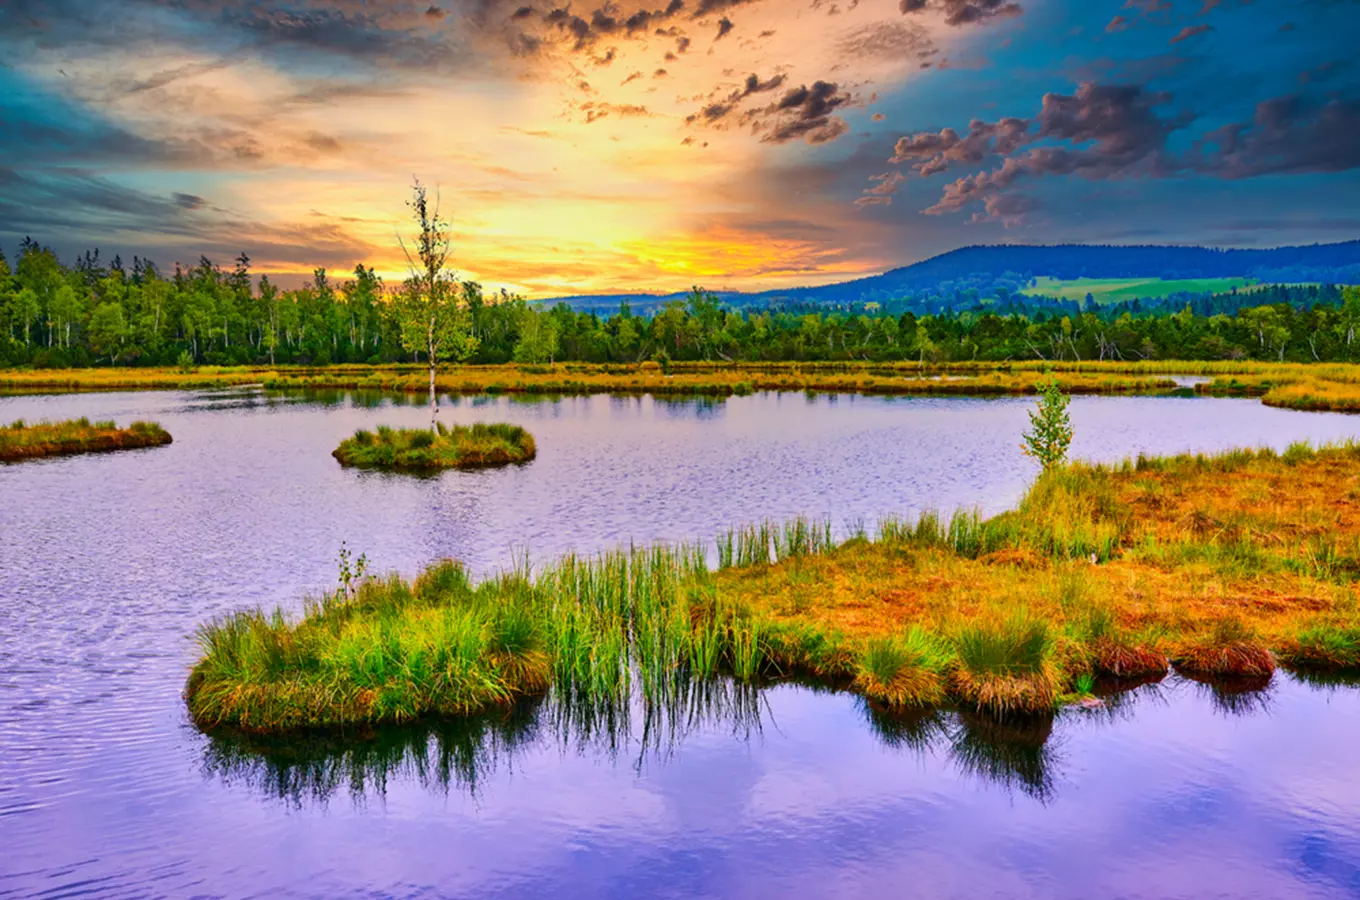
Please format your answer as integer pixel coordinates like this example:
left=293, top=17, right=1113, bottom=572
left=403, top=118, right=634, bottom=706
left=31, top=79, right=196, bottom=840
left=0, top=417, right=171, bottom=461
left=1172, top=617, right=1276, bottom=680
left=0, top=360, right=1183, bottom=401
left=1278, top=621, right=1360, bottom=671
left=189, top=541, right=779, bottom=733
left=190, top=441, right=1360, bottom=734
left=32, top=359, right=1360, bottom=414
left=854, top=628, right=951, bottom=708
left=951, top=613, right=1063, bottom=716
left=333, top=421, right=535, bottom=470
left=1071, top=606, right=1170, bottom=679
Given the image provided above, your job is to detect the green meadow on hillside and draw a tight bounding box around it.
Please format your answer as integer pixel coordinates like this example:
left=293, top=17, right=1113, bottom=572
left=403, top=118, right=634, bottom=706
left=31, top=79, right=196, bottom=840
left=1020, top=276, right=1254, bottom=304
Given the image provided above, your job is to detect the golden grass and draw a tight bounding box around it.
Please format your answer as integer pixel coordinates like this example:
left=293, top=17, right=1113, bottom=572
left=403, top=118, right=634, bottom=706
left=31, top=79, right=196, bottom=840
left=0, top=361, right=1178, bottom=398
left=717, top=443, right=1360, bottom=713
left=18, top=359, right=1360, bottom=411
left=0, top=417, right=172, bottom=461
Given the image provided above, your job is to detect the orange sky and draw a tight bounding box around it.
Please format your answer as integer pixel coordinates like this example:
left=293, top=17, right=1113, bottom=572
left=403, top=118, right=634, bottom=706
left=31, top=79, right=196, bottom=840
left=6, top=0, right=1013, bottom=295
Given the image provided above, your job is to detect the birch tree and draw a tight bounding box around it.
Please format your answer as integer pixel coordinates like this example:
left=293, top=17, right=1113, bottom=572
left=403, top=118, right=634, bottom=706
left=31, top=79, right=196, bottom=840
left=391, top=178, right=479, bottom=430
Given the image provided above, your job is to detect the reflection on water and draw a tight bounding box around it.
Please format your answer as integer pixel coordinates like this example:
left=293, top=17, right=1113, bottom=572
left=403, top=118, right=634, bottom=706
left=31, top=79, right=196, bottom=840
left=5, top=388, right=1360, bottom=897
left=205, top=675, right=1270, bottom=812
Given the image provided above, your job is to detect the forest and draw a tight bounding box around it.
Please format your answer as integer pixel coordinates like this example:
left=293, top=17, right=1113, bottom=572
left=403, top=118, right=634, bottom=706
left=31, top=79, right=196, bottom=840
left=2, top=239, right=1360, bottom=368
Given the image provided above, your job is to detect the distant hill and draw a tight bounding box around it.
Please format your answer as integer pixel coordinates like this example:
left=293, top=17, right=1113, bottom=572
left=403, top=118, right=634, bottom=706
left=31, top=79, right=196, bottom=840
left=541, top=239, right=1360, bottom=312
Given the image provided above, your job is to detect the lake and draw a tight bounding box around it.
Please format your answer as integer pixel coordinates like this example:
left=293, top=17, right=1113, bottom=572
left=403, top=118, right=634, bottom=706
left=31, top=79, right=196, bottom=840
left=3, top=388, right=1360, bottom=898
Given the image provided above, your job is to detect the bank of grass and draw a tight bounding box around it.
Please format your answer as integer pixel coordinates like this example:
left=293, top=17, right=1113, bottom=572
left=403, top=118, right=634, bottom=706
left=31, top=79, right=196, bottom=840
left=22, top=360, right=1360, bottom=412
left=334, top=422, right=535, bottom=471
left=0, top=417, right=172, bottom=461
left=187, top=441, right=1360, bottom=734
left=0, top=361, right=1179, bottom=399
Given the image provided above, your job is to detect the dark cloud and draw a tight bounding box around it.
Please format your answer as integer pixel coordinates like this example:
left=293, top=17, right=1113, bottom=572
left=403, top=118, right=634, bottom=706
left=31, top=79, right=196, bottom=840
left=881, top=81, right=1360, bottom=224
left=215, top=5, right=463, bottom=70
left=0, top=168, right=193, bottom=234
left=932, top=85, right=1189, bottom=214
left=1194, top=96, right=1360, bottom=178
left=122, top=60, right=232, bottom=95
left=514, top=0, right=688, bottom=51
left=755, top=81, right=854, bottom=144
left=971, top=191, right=1039, bottom=226
left=899, top=0, right=1023, bottom=27
left=715, top=16, right=734, bottom=39
left=1168, top=23, right=1212, bottom=44
left=890, top=117, right=1030, bottom=174
left=0, top=166, right=379, bottom=273
left=686, top=72, right=787, bottom=124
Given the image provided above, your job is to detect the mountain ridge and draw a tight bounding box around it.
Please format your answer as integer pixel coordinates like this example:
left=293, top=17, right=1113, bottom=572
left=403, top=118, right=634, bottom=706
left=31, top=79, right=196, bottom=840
left=539, top=239, right=1360, bottom=311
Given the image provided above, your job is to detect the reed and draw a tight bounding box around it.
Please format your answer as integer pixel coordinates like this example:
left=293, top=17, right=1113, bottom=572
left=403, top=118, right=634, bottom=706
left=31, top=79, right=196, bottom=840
left=333, top=421, right=535, bottom=470
left=0, top=417, right=172, bottom=461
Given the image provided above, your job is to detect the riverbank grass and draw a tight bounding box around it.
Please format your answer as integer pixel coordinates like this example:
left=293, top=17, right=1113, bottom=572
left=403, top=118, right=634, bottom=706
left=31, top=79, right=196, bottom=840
left=187, top=442, right=1360, bottom=733
left=0, top=417, right=171, bottom=462
left=333, top=422, right=535, bottom=470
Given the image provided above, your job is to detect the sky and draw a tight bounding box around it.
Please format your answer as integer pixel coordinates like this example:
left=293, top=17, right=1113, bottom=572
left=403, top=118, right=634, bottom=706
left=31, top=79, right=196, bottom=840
left=1, top=0, right=1358, bottom=296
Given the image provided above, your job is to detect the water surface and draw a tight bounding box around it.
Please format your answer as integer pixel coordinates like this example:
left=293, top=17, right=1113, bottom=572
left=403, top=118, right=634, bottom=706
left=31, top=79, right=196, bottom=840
left=3, top=389, right=1360, bottom=898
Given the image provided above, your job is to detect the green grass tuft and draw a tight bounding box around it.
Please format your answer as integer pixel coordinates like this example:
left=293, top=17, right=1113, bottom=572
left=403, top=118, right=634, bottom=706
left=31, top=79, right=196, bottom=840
left=333, top=422, right=535, bottom=471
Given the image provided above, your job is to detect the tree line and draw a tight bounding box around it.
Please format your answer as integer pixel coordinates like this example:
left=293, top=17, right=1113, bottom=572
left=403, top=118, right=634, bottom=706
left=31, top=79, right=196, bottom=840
left=2, top=237, right=1359, bottom=368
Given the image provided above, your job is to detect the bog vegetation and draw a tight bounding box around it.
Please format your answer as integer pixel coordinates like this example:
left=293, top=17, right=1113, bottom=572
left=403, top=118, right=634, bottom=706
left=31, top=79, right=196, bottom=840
left=186, top=439, right=1360, bottom=734
left=0, top=417, right=171, bottom=461
left=334, top=422, right=536, bottom=471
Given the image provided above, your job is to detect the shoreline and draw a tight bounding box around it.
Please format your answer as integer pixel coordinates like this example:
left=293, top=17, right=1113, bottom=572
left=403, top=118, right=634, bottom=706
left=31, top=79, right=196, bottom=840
left=4, top=361, right=1360, bottom=412
left=185, top=441, right=1360, bottom=736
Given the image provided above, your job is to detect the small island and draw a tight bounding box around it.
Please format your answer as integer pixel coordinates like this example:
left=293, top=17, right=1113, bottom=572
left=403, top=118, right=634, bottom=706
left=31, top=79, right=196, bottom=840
left=333, top=422, right=536, bottom=471
left=187, top=439, right=1360, bottom=735
left=0, top=418, right=173, bottom=462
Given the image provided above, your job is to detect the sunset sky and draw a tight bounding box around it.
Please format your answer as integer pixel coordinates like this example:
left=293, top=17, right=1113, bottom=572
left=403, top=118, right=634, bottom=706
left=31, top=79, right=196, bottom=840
left=2, top=0, right=1357, bottom=295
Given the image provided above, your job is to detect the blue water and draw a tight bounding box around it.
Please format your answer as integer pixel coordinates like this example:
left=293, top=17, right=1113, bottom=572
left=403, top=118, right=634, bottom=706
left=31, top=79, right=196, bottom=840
left=3, top=388, right=1360, bottom=898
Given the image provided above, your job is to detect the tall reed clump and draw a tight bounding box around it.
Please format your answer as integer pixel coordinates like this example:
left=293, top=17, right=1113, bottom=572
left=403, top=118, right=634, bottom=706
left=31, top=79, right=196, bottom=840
left=0, top=417, right=172, bottom=462
left=332, top=421, right=535, bottom=470
left=951, top=613, right=1063, bottom=715
left=875, top=508, right=999, bottom=557
left=188, top=541, right=778, bottom=734
left=855, top=628, right=952, bottom=708
left=186, top=562, right=553, bottom=731
left=717, top=516, right=834, bottom=569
